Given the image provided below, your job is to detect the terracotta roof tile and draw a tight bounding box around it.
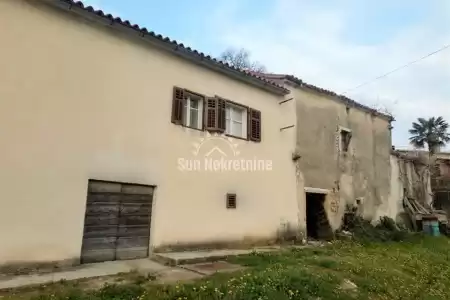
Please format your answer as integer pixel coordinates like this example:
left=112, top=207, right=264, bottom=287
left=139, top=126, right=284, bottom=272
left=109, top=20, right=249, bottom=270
left=262, top=73, right=394, bottom=121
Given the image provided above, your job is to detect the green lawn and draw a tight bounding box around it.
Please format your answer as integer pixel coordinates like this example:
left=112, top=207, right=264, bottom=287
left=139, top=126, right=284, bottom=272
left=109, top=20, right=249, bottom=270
left=3, top=236, right=450, bottom=300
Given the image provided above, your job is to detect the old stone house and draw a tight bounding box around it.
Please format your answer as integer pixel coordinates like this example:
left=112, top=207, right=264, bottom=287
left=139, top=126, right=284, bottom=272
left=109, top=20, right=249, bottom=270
left=0, top=0, right=400, bottom=271
left=261, top=74, right=395, bottom=238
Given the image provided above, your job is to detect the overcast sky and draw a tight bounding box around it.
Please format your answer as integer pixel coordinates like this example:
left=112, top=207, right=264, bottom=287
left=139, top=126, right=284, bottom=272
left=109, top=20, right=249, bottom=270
left=82, top=0, right=450, bottom=149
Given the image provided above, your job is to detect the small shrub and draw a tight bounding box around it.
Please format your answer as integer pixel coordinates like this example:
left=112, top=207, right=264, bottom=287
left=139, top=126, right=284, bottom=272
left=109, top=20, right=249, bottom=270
left=341, top=213, right=412, bottom=243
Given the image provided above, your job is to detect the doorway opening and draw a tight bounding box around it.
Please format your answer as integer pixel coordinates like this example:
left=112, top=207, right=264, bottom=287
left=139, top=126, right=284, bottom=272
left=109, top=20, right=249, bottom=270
left=306, top=192, right=332, bottom=240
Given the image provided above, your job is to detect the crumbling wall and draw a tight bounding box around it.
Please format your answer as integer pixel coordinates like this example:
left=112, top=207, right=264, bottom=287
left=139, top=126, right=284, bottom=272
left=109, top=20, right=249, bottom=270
left=394, top=151, right=432, bottom=206
left=375, top=153, right=432, bottom=224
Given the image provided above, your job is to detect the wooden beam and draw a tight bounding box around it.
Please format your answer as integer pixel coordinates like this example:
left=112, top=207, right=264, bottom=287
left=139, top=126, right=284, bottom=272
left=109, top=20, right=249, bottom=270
left=279, top=97, right=294, bottom=105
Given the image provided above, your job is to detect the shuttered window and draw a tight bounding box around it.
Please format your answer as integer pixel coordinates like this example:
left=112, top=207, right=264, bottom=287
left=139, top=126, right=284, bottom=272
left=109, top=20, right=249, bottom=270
left=171, top=87, right=204, bottom=130
left=248, top=108, right=262, bottom=142
left=205, top=97, right=226, bottom=132
left=171, top=87, right=184, bottom=124
left=171, top=87, right=261, bottom=142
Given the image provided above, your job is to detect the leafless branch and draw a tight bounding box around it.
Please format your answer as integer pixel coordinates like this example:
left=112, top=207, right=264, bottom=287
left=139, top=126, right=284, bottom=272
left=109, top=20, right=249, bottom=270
left=219, top=48, right=267, bottom=73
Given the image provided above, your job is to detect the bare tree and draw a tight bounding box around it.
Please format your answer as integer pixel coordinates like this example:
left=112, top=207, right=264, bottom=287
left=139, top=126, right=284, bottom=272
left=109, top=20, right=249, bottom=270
left=219, top=48, right=267, bottom=73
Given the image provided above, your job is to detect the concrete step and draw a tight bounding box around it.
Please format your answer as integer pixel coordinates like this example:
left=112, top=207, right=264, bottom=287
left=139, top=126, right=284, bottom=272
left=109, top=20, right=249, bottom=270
left=0, top=259, right=169, bottom=290
left=152, top=247, right=280, bottom=266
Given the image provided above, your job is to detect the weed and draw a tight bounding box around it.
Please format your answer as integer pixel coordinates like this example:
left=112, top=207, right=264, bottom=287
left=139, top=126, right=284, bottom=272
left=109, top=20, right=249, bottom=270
left=315, top=259, right=338, bottom=269
left=146, top=274, right=157, bottom=281
left=94, top=283, right=144, bottom=299
left=57, top=279, right=67, bottom=286
left=132, top=275, right=147, bottom=285
left=341, top=214, right=414, bottom=243
left=5, top=237, right=450, bottom=300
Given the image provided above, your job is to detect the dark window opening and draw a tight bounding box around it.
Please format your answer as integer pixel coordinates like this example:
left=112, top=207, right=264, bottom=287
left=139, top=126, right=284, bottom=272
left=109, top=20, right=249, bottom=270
left=340, top=129, right=352, bottom=152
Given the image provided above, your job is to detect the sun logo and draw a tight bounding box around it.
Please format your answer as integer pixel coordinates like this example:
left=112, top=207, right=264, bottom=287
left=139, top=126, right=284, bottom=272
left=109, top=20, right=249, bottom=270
left=192, top=132, right=240, bottom=157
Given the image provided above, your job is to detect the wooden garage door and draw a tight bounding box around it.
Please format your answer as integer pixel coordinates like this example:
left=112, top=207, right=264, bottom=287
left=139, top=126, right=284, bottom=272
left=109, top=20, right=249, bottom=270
left=81, top=180, right=154, bottom=264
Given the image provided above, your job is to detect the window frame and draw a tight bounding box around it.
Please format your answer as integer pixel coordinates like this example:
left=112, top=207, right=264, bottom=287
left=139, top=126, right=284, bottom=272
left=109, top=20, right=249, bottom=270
left=224, top=100, right=249, bottom=141
left=181, top=90, right=205, bottom=131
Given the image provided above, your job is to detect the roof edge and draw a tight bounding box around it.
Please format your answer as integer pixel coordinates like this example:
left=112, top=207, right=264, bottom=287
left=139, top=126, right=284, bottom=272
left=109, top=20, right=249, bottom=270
left=45, top=0, right=289, bottom=96
left=262, top=74, right=395, bottom=121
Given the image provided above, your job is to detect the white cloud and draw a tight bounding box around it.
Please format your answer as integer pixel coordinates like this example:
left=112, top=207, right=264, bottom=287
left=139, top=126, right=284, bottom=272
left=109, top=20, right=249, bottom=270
left=210, top=0, right=450, bottom=149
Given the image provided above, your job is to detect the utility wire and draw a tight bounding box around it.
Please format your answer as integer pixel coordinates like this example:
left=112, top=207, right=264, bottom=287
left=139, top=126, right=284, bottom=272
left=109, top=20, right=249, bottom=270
left=343, top=43, right=450, bottom=94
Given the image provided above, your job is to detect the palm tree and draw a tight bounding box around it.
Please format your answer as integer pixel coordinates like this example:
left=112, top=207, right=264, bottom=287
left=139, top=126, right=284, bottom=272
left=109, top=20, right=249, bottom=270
left=409, top=117, right=450, bottom=154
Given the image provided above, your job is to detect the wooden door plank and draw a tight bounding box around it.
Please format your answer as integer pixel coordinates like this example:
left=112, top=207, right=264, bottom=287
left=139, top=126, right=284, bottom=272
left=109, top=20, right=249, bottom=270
left=88, top=181, right=122, bottom=193
left=81, top=182, right=153, bottom=263
left=121, top=185, right=154, bottom=195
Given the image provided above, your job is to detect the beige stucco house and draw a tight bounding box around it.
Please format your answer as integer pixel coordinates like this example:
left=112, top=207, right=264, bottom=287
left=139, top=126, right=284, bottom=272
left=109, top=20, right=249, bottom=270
left=0, top=0, right=299, bottom=268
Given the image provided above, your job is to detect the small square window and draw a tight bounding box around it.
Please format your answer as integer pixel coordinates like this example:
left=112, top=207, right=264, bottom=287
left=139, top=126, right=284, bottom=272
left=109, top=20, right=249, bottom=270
left=182, top=96, right=203, bottom=130
left=225, top=104, right=247, bottom=138
left=340, top=128, right=352, bottom=153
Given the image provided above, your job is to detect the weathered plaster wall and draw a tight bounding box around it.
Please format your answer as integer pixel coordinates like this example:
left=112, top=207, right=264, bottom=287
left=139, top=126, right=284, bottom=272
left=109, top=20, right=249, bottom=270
left=291, top=87, right=392, bottom=230
left=375, top=155, right=405, bottom=223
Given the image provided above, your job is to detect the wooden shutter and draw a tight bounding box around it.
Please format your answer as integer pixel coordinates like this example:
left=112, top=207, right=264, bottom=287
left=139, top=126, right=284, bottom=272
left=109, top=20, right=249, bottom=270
left=217, top=97, right=226, bottom=132
left=171, top=87, right=184, bottom=124
left=205, top=97, right=217, bottom=131
left=205, top=97, right=226, bottom=132
left=248, top=108, right=261, bottom=142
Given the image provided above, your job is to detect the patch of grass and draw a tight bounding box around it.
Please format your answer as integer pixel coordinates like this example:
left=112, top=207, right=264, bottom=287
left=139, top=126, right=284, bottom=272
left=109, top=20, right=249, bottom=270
left=314, top=258, right=339, bottom=270
left=3, top=236, right=450, bottom=300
